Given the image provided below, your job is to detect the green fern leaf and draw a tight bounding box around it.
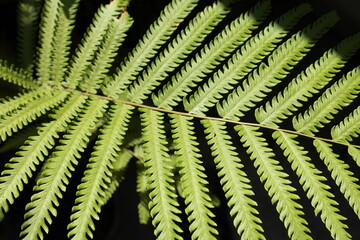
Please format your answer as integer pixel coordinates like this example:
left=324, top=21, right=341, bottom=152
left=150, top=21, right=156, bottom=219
left=0, top=0, right=360, bottom=238
left=20, top=98, right=108, bottom=240
left=35, top=0, right=62, bottom=85
left=218, top=11, right=338, bottom=120
left=68, top=103, right=133, bottom=240
left=140, top=109, right=182, bottom=240
left=273, top=131, right=349, bottom=240
left=153, top=0, right=273, bottom=109
left=103, top=0, right=199, bottom=98
left=128, top=1, right=228, bottom=103
left=184, top=4, right=318, bottom=115
left=313, top=140, right=360, bottom=222
left=101, top=146, right=133, bottom=207
left=348, top=146, right=360, bottom=167
left=331, top=105, right=360, bottom=143
left=203, top=120, right=265, bottom=240
left=79, top=12, right=133, bottom=94
left=170, top=114, right=217, bottom=240
left=0, top=94, right=86, bottom=220
left=63, top=0, right=126, bottom=89
left=0, top=89, right=47, bottom=117
left=0, top=124, right=39, bottom=153
left=0, top=90, right=68, bottom=141
left=293, top=65, right=360, bottom=134
left=236, top=125, right=311, bottom=240
left=0, top=60, right=36, bottom=88
left=257, top=34, right=360, bottom=127
left=50, top=0, right=81, bottom=85
left=331, top=104, right=360, bottom=167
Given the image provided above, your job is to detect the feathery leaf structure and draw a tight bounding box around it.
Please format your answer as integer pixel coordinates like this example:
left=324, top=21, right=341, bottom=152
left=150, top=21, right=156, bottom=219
left=0, top=93, right=87, bottom=220
left=128, top=1, right=230, bottom=103
left=236, top=125, right=312, bottom=239
left=251, top=32, right=360, bottom=239
left=68, top=103, right=133, bottom=239
left=103, top=0, right=200, bottom=98
left=0, top=90, right=68, bottom=142
left=185, top=5, right=318, bottom=115
left=0, top=59, right=36, bottom=88
left=273, top=131, right=348, bottom=240
left=0, top=88, right=47, bottom=116
left=35, top=0, right=62, bottom=86
left=170, top=114, right=217, bottom=240
left=141, top=109, right=182, bottom=240
left=203, top=120, right=265, bottom=239
left=331, top=104, right=360, bottom=143
left=20, top=98, right=108, bottom=240
left=217, top=11, right=339, bottom=120
left=79, top=12, right=133, bottom=94
left=290, top=60, right=360, bottom=134
left=153, top=0, right=273, bottom=109
left=0, top=0, right=359, bottom=239
left=50, top=0, right=81, bottom=85
left=63, top=0, right=126, bottom=89
left=101, top=146, right=133, bottom=206
left=316, top=141, right=360, bottom=218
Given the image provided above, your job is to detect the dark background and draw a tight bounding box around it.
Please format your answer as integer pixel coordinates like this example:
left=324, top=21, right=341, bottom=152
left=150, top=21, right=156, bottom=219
left=0, top=0, right=359, bottom=239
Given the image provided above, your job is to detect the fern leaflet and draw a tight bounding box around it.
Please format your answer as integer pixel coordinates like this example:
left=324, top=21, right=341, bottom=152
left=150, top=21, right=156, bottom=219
left=203, top=120, right=265, bottom=240
left=140, top=109, right=182, bottom=240
left=218, top=12, right=338, bottom=120
left=0, top=94, right=87, bottom=220
left=20, top=98, right=108, bottom=240
left=103, top=0, right=199, bottom=98
left=236, top=125, right=311, bottom=240
left=170, top=114, right=217, bottom=240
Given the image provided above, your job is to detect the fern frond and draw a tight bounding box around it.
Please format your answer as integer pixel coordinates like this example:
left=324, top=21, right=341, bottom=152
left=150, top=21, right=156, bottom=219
left=0, top=59, right=36, bottom=88
left=36, top=0, right=62, bottom=85
left=0, top=90, right=68, bottom=142
left=273, top=131, right=349, bottom=240
left=313, top=140, right=360, bottom=222
left=79, top=13, right=133, bottom=94
left=20, top=98, right=108, bottom=240
left=331, top=104, right=360, bottom=166
left=0, top=94, right=87, bottom=220
left=184, top=4, right=317, bottom=115
left=218, top=11, right=338, bottom=120
left=1, top=0, right=360, bottom=238
left=103, top=0, right=199, bottom=98
left=63, top=0, right=125, bottom=89
left=293, top=64, right=359, bottom=134
left=17, top=0, right=42, bottom=72
left=202, top=120, right=264, bottom=240
left=68, top=103, right=133, bottom=240
left=170, top=114, right=217, bottom=240
left=140, top=109, right=182, bottom=240
left=257, top=34, right=360, bottom=127
left=0, top=124, right=39, bottom=154
left=331, top=105, right=360, bottom=143
left=348, top=146, right=360, bottom=167
left=236, top=125, right=311, bottom=240
left=128, top=1, right=229, bottom=103
left=50, top=0, right=81, bottom=86
left=0, top=89, right=46, bottom=117
left=153, top=0, right=273, bottom=109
